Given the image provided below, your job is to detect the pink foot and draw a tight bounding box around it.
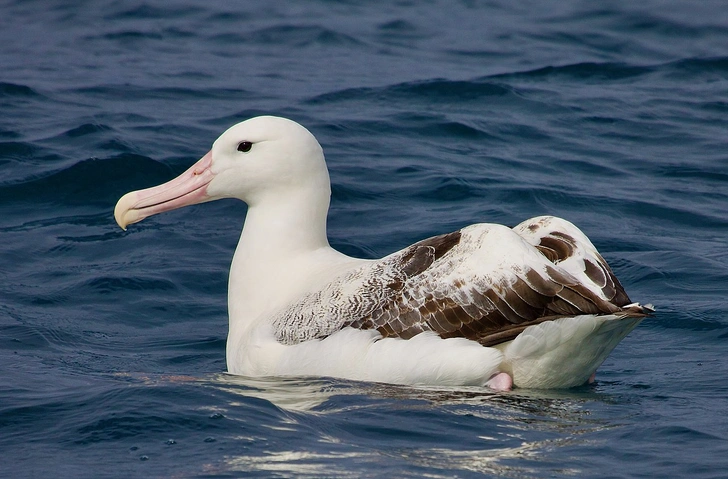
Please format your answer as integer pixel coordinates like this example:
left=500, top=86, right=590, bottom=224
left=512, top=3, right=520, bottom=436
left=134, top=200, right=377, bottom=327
left=486, top=372, right=513, bottom=391
left=588, top=372, right=596, bottom=384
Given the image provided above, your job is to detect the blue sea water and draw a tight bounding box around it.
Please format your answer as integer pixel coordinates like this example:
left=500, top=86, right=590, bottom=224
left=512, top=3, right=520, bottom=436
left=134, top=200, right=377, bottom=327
left=2, top=0, right=728, bottom=477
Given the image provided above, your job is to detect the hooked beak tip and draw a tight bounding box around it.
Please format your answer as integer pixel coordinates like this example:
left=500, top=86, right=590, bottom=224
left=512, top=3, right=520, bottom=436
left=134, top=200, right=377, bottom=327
left=114, top=191, right=138, bottom=230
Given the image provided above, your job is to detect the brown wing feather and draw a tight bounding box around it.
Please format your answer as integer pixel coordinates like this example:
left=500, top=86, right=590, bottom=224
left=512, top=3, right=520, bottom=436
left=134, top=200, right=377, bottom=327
left=272, top=220, right=645, bottom=347
left=515, top=216, right=632, bottom=307
left=344, top=224, right=632, bottom=347
left=356, top=266, right=622, bottom=346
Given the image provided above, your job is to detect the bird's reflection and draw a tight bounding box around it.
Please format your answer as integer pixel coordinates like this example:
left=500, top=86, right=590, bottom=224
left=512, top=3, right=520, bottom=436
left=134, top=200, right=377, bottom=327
left=199, top=374, right=635, bottom=477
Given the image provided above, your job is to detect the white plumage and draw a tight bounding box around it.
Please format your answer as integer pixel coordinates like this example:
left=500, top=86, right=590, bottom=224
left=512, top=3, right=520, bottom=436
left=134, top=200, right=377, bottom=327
left=114, top=116, right=651, bottom=390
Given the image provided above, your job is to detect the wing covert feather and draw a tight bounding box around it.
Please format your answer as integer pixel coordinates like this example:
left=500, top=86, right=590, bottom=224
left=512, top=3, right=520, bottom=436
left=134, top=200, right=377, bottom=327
left=272, top=219, right=639, bottom=347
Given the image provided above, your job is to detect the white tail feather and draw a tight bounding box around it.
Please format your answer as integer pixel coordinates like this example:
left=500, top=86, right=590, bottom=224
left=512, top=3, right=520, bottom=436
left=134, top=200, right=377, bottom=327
left=496, top=314, right=643, bottom=388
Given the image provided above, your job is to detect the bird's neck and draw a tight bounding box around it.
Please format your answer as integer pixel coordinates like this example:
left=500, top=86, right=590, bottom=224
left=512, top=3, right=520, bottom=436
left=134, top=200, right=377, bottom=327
left=238, top=186, right=332, bottom=256
left=226, top=185, right=351, bottom=335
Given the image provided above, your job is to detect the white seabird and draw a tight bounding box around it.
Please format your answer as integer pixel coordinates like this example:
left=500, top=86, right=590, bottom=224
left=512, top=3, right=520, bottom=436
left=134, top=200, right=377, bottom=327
left=114, top=116, right=652, bottom=390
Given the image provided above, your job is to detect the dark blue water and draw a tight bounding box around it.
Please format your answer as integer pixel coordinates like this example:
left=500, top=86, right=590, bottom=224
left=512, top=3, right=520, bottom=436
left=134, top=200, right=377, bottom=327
left=2, top=1, right=728, bottom=477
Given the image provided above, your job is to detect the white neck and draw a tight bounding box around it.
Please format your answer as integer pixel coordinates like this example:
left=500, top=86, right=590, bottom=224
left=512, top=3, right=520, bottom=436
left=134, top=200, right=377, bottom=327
left=226, top=183, right=359, bottom=337
left=239, top=186, right=332, bottom=257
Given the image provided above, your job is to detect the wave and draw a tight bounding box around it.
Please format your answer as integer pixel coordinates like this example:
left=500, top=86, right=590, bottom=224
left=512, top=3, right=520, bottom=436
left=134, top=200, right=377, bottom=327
left=212, top=24, right=364, bottom=47
left=68, top=84, right=254, bottom=101
left=0, top=153, right=173, bottom=206
left=0, top=82, right=43, bottom=98
left=308, top=56, right=728, bottom=109
left=308, top=79, right=515, bottom=105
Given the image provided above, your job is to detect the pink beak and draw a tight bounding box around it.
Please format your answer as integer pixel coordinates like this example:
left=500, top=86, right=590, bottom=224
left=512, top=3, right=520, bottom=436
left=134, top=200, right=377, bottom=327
left=114, top=151, right=215, bottom=230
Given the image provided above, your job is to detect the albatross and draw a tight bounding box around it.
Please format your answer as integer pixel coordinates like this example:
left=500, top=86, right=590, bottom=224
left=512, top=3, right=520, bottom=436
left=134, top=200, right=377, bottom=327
left=114, top=116, right=652, bottom=390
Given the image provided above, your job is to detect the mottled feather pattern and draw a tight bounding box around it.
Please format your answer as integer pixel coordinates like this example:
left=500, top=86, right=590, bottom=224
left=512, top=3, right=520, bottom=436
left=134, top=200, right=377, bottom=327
left=271, top=232, right=461, bottom=344
left=513, top=215, right=632, bottom=306
left=272, top=216, right=641, bottom=346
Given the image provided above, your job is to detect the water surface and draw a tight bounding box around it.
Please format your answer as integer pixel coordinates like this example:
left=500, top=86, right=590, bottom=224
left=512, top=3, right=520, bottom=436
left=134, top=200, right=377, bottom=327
left=1, top=1, right=728, bottom=477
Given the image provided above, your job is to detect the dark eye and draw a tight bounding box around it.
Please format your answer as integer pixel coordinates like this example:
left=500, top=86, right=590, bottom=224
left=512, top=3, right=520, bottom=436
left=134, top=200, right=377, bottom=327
left=237, top=141, right=252, bottom=153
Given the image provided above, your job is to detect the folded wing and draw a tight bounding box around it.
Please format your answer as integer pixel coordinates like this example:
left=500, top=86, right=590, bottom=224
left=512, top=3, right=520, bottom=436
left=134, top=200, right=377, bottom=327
left=272, top=216, right=646, bottom=347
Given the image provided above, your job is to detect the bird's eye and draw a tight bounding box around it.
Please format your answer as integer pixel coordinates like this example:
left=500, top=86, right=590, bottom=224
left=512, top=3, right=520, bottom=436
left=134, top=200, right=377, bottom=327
left=237, top=141, right=253, bottom=153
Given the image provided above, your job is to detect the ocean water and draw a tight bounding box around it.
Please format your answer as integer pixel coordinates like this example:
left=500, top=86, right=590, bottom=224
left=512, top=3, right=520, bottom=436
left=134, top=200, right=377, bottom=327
left=2, top=0, right=728, bottom=477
